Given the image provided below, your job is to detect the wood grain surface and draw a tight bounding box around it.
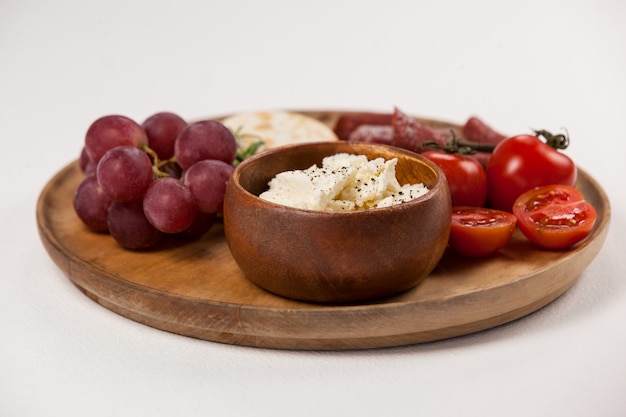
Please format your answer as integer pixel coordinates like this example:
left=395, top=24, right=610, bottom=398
left=36, top=111, right=611, bottom=350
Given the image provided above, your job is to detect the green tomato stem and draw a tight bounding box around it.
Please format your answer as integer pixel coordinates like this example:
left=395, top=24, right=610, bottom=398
left=420, top=130, right=497, bottom=155
left=534, top=129, right=570, bottom=150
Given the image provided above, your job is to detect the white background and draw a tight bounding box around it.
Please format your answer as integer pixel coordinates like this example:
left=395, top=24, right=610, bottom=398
left=2, top=0, right=625, bottom=416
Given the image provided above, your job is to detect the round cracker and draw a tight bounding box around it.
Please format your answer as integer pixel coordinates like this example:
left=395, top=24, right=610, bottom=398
left=222, top=111, right=339, bottom=150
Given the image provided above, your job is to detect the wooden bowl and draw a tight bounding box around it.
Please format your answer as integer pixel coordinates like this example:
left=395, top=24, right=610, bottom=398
left=223, top=141, right=452, bottom=303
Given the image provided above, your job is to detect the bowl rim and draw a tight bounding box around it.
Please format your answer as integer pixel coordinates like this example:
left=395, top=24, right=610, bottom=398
left=229, top=141, right=449, bottom=216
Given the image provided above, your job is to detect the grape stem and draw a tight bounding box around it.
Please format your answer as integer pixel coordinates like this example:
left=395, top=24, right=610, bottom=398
left=140, top=144, right=179, bottom=179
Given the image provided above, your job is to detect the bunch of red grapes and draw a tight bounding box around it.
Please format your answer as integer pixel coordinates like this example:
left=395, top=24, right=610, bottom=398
left=73, top=112, right=238, bottom=249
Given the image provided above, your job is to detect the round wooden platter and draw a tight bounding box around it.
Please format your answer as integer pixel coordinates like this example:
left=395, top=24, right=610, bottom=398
left=36, top=111, right=611, bottom=350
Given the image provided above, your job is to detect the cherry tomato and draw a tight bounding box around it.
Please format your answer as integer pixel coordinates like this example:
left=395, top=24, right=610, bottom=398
left=513, top=184, right=596, bottom=250
left=422, top=150, right=487, bottom=207
left=448, top=207, right=517, bottom=257
left=486, top=133, right=577, bottom=212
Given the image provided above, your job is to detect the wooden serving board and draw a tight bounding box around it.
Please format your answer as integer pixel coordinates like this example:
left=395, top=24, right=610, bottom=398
left=36, top=111, right=611, bottom=350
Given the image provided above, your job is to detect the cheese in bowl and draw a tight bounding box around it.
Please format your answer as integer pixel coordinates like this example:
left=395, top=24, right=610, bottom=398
left=259, top=153, right=429, bottom=211
left=223, top=141, right=452, bottom=303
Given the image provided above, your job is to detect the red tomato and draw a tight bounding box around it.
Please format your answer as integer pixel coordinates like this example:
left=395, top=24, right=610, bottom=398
left=448, top=207, right=517, bottom=257
left=486, top=133, right=577, bottom=212
left=422, top=150, right=487, bottom=207
left=513, top=184, right=596, bottom=250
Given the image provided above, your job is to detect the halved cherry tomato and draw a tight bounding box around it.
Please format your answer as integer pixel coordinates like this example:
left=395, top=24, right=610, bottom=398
left=448, top=207, right=517, bottom=257
left=422, top=151, right=487, bottom=207
left=487, top=132, right=577, bottom=212
left=513, top=184, right=596, bottom=250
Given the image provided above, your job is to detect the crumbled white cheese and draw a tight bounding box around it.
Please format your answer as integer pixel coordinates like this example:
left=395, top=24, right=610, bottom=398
left=259, top=153, right=429, bottom=211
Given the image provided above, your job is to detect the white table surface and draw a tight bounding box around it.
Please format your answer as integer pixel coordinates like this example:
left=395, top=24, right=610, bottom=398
left=2, top=0, right=625, bottom=416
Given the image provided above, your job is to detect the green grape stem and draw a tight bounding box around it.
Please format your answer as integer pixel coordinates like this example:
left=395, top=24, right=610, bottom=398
left=140, top=143, right=179, bottom=179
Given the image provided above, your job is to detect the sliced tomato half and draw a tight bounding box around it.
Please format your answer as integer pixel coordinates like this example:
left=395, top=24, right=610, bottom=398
left=449, top=207, right=517, bottom=257
left=512, top=184, right=596, bottom=250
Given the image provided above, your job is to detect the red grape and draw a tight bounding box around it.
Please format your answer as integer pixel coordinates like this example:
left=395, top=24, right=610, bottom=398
left=142, top=112, right=187, bottom=160
left=174, top=120, right=237, bottom=170
left=177, top=212, right=217, bottom=240
left=183, top=159, right=234, bottom=213
left=96, top=146, right=154, bottom=202
left=107, top=200, right=163, bottom=249
left=73, top=175, right=112, bottom=232
left=143, top=178, right=197, bottom=233
left=73, top=111, right=248, bottom=249
left=85, top=115, right=147, bottom=163
left=79, top=147, right=96, bottom=175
